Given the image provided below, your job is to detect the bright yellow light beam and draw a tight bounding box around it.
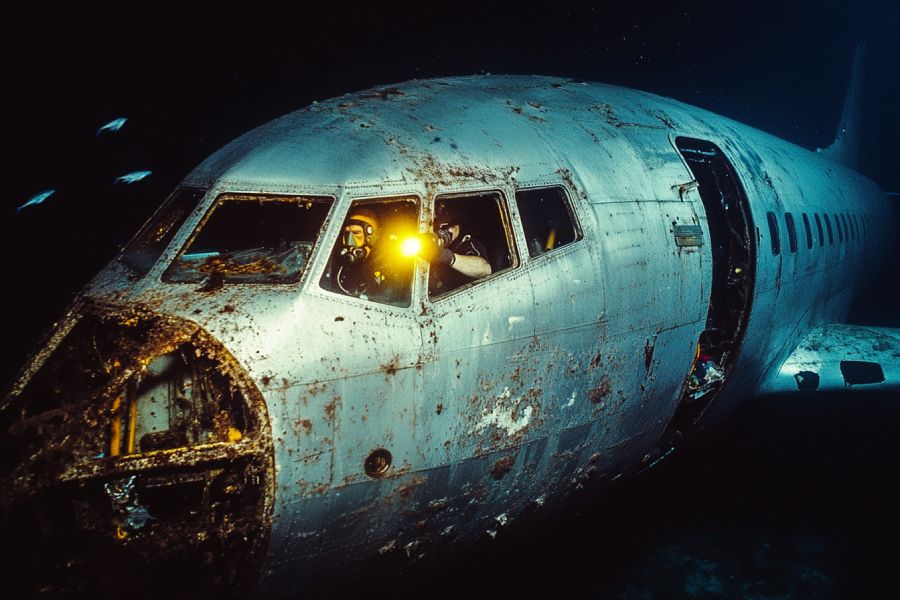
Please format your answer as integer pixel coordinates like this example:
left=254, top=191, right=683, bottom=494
left=399, top=236, right=422, bottom=257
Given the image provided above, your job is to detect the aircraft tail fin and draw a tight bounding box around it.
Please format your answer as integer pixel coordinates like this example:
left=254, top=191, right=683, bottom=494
left=816, top=43, right=865, bottom=170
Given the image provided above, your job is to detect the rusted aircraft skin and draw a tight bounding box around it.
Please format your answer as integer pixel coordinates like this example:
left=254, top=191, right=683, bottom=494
left=1, top=75, right=895, bottom=598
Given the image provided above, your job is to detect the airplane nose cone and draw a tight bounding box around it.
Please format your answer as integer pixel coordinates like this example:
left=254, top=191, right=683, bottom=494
left=0, top=305, right=274, bottom=599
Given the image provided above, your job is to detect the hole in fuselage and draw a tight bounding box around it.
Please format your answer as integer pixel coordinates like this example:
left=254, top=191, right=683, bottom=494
left=364, top=448, right=392, bottom=478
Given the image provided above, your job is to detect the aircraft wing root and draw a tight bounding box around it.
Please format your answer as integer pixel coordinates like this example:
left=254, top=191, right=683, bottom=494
left=765, top=323, right=900, bottom=394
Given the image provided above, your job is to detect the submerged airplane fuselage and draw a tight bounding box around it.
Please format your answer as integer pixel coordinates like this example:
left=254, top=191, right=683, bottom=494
left=2, top=75, right=896, bottom=598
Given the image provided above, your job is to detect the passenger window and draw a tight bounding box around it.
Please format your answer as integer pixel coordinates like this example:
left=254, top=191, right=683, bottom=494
left=844, top=213, right=854, bottom=240
left=814, top=213, right=824, bottom=247
left=163, top=193, right=333, bottom=285
left=766, top=212, right=781, bottom=256
left=801, top=213, right=813, bottom=250
left=824, top=214, right=834, bottom=244
left=784, top=213, right=798, bottom=253
left=320, top=197, right=418, bottom=307
left=515, top=186, right=581, bottom=258
left=428, top=191, right=515, bottom=298
left=834, top=213, right=843, bottom=243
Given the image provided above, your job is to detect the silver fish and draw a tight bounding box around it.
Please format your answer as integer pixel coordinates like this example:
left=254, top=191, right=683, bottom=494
left=16, top=190, right=55, bottom=213
left=113, top=171, right=151, bottom=184
left=96, top=118, right=127, bottom=137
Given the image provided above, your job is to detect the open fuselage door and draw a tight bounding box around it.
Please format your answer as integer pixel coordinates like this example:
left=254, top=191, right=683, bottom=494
left=647, top=137, right=757, bottom=463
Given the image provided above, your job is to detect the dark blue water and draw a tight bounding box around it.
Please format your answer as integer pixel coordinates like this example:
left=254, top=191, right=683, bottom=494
left=2, top=4, right=898, bottom=599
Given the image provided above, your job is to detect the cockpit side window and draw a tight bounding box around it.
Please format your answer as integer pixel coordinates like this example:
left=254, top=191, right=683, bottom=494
left=163, top=194, right=333, bottom=285
left=428, top=191, right=515, bottom=299
left=319, top=197, right=418, bottom=307
left=514, top=186, right=581, bottom=258
left=119, top=187, right=206, bottom=275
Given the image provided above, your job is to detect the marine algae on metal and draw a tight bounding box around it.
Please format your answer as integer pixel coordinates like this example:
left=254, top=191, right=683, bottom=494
left=0, top=303, right=275, bottom=599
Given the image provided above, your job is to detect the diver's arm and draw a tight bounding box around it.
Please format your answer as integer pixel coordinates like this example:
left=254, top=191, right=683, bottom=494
left=421, top=233, right=491, bottom=279
left=450, top=253, right=491, bottom=278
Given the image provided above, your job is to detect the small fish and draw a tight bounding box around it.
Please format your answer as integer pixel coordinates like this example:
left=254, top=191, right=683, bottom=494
left=114, top=171, right=152, bottom=184
left=16, top=190, right=55, bottom=213
left=96, top=117, right=127, bottom=137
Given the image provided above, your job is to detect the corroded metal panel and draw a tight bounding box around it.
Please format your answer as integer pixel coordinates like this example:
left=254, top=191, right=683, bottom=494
left=592, top=200, right=705, bottom=329
left=526, top=242, right=608, bottom=437
left=420, top=265, right=539, bottom=464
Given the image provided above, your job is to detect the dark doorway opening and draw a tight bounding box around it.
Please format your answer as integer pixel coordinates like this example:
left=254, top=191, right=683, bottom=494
left=646, top=138, right=756, bottom=466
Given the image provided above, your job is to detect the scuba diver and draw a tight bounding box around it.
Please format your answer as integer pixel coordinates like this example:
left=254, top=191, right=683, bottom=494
left=333, top=207, right=409, bottom=305
left=423, top=205, right=491, bottom=295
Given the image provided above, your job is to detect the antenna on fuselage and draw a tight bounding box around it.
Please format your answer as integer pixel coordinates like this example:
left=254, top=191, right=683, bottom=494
left=816, top=43, right=865, bottom=171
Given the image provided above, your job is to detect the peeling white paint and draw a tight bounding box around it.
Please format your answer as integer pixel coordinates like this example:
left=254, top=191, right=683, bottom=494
left=476, top=387, right=533, bottom=435
left=564, top=391, right=576, bottom=408
left=507, top=315, right=524, bottom=330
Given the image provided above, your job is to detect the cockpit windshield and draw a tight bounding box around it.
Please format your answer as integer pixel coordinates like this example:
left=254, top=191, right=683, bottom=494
left=119, top=187, right=206, bottom=275
left=163, top=194, right=333, bottom=285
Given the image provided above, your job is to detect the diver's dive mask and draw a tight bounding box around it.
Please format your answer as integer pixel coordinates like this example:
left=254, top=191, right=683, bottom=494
left=340, top=217, right=376, bottom=264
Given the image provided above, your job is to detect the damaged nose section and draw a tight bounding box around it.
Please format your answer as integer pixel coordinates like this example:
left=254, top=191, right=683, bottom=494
left=0, top=305, right=274, bottom=599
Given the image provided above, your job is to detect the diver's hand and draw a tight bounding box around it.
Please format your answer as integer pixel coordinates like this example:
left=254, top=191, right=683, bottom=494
left=419, top=233, right=455, bottom=265
left=435, top=247, right=455, bottom=266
